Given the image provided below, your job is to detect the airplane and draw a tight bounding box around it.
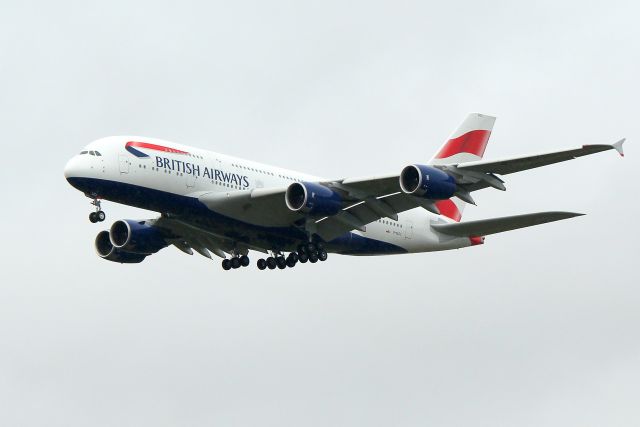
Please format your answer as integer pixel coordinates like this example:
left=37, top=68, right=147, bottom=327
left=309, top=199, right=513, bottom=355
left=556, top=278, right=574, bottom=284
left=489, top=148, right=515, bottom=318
left=63, top=113, right=625, bottom=271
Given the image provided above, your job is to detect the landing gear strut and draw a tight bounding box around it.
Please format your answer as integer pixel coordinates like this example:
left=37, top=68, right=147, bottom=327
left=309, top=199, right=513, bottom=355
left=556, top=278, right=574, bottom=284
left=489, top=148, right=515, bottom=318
left=89, top=199, right=106, bottom=223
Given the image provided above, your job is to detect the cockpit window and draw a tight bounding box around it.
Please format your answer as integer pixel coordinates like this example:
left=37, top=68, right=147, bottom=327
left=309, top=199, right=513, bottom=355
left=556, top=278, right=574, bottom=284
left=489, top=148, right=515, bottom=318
left=89, top=151, right=96, bottom=156
left=94, top=151, right=102, bottom=156
left=79, top=151, right=88, bottom=155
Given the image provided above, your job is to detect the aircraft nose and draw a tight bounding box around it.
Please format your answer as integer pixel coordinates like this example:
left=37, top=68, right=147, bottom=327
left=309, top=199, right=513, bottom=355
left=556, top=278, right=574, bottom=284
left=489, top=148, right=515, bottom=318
left=64, top=155, right=82, bottom=180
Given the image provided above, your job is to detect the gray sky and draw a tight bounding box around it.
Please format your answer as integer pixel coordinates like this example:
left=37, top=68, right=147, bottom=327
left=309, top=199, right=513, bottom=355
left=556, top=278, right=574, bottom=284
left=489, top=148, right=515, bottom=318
left=1, top=0, right=639, bottom=425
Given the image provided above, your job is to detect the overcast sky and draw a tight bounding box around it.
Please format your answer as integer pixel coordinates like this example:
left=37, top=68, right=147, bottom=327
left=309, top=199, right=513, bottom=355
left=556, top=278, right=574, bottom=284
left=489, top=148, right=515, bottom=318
left=1, top=0, right=639, bottom=426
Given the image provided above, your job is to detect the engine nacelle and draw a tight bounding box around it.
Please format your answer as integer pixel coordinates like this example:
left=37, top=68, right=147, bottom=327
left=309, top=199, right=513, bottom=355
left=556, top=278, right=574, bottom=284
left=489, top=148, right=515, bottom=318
left=399, top=164, right=457, bottom=199
left=95, top=231, right=147, bottom=263
left=285, top=182, right=343, bottom=216
left=109, top=220, right=168, bottom=255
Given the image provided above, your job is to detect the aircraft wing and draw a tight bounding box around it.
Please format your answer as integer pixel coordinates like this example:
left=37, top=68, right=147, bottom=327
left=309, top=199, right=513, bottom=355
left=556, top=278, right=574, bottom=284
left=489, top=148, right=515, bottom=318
left=152, top=216, right=267, bottom=259
left=196, top=139, right=624, bottom=242
left=198, top=188, right=300, bottom=227
left=197, top=183, right=431, bottom=241
left=445, top=139, right=625, bottom=192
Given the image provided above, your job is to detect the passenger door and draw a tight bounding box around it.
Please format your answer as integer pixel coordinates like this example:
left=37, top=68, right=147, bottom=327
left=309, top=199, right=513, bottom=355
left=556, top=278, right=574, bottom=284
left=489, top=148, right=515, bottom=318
left=119, top=154, right=130, bottom=174
left=186, top=172, right=196, bottom=189
left=404, top=220, right=413, bottom=239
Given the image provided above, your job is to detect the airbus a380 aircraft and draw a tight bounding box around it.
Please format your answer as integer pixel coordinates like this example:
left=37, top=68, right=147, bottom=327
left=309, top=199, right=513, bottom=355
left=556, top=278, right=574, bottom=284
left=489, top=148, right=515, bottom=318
left=64, top=113, right=625, bottom=271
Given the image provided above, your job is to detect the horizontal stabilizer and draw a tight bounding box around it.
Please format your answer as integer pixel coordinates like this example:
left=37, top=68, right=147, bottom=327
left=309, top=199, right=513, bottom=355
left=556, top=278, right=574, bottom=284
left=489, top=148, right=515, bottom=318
left=432, top=211, right=584, bottom=237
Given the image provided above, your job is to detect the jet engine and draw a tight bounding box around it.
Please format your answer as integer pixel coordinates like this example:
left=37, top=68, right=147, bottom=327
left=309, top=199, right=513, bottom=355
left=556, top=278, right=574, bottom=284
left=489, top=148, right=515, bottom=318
left=95, top=231, right=147, bottom=263
left=109, top=220, right=168, bottom=255
left=285, top=182, right=343, bottom=216
left=399, top=164, right=457, bottom=200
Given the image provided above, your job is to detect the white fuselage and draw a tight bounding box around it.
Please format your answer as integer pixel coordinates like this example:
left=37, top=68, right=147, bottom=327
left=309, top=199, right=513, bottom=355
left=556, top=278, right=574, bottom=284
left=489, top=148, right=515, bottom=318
left=64, top=136, right=474, bottom=255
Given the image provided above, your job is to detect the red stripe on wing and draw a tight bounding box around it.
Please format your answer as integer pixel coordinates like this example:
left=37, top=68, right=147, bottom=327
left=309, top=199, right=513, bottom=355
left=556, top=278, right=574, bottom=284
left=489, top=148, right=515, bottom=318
left=434, top=129, right=491, bottom=159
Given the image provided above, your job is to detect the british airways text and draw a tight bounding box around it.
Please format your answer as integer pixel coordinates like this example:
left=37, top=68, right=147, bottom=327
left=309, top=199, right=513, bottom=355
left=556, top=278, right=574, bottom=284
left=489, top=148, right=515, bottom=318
left=155, top=156, right=249, bottom=188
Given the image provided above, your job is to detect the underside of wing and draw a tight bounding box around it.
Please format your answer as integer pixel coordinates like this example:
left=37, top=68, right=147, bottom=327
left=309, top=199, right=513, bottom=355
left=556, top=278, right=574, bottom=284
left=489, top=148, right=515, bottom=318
left=314, top=192, right=426, bottom=241
left=198, top=188, right=300, bottom=227
left=154, top=216, right=267, bottom=259
left=196, top=175, right=430, bottom=237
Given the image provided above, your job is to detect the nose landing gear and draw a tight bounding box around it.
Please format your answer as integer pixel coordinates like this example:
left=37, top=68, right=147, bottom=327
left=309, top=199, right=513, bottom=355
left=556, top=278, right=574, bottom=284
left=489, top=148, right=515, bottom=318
left=89, top=199, right=106, bottom=223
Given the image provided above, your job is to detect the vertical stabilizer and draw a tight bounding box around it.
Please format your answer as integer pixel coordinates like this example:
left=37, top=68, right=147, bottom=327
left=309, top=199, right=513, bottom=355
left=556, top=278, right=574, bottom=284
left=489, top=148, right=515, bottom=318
left=430, top=113, right=495, bottom=165
left=429, top=113, right=496, bottom=221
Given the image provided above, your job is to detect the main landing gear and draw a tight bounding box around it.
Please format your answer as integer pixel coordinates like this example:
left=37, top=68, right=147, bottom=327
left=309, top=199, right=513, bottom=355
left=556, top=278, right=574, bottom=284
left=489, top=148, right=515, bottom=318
left=256, top=243, right=328, bottom=271
left=221, top=254, right=250, bottom=271
left=89, top=199, right=106, bottom=223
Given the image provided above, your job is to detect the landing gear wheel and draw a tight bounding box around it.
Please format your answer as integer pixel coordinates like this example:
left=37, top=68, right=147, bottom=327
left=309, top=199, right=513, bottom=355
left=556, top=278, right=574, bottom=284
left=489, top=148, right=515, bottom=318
left=306, top=243, right=316, bottom=254
left=257, top=259, right=267, bottom=270
left=90, top=199, right=104, bottom=223
left=286, top=257, right=296, bottom=268
left=222, top=259, right=231, bottom=270
left=309, top=252, right=318, bottom=263
left=240, top=255, right=250, bottom=267
left=231, top=257, right=241, bottom=269
left=318, top=249, right=328, bottom=261
left=288, top=252, right=299, bottom=263
left=299, top=252, right=309, bottom=263
left=276, top=257, right=286, bottom=269
left=267, top=257, right=277, bottom=270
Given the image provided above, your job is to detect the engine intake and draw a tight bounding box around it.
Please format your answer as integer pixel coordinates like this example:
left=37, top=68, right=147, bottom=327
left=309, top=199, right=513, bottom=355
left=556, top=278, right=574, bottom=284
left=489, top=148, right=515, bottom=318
left=399, top=164, right=457, bottom=200
left=95, top=231, right=146, bottom=263
left=285, top=182, right=342, bottom=216
left=109, top=220, right=168, bottom=255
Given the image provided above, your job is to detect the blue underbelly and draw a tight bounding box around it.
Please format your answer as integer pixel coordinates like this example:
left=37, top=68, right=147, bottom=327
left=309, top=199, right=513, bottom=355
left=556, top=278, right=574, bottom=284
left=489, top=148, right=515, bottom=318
left=66, top=177, right=406, bottom=255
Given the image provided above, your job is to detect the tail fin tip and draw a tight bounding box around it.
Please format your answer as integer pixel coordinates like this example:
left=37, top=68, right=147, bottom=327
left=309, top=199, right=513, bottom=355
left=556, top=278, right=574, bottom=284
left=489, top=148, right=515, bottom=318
left=431, top=112, right=497, bottom=162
